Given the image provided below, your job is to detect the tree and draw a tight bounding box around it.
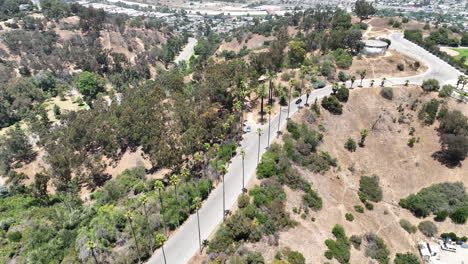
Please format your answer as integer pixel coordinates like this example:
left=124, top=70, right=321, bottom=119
left=359, top=129, right=369, bottom=147
left=76, top=71, right=105, bottom=99
left=345, top=138, right=357, bottom=152
left=354, top=0, right=376, bottom=22
left=155, top=233, right=167, bottom=264
left=358, top=70, right=367, bottom=87
left=288, top=41, right=306, bottom=67
left=305, top=88, right=311, bottom=106
left=86, top=241, right=99, bottom=264
left=125, top=212, right=142, bottom=263
left=154, top=180, right=167, bottom=234
left=192, top=196, right=203, bottom=253
left=381, top=77, right=386, bottom=87
left=267, top=70, right=275, bottom=105
left=169, top=174, right=181, bottom=227
left=266, top=106, right=272, bottom=149
left=0, top=124, right=35, bottom=174
left=257, top=84, right=267, bottom=122
left=138, top=194, right=153, bottom=252
left=218, top=164, right=228, bottom=219
left=421, top=79, right=440, bottom=92
left=350, top=75, right=356, bottom=88
left=240, top=149, right=246, bottom=192
left=256, top=128, right=263, bottom=164
left=418, top=221, right=438, bottom=237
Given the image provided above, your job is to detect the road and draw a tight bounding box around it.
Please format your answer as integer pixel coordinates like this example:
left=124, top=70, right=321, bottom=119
left=146, top=33, right=462, bottom=264
left=174, top=38, right=198, bottom=64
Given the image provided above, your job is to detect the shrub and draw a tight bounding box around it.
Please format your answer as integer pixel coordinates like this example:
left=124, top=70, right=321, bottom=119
left=324, top=225, right=351, bottom=264
left=313, top=81, right=326, bottom=89
left=421, top=79, right=440, bottom=92
left=450, top=208, right=468, bottom=224
left=287, top=251, right=305, bottom=264
left=238, top=194, right=250, bottom=209
left=397, top=63, right=405, bottom=71
left=246, top=252, right=265, bottom=264
left=394, top=252, right=420, bottom=264
left=7, top=231, right=22, bottom=242
left=345, top=213, right=354, bottom=222
left=363, top=233, right=390, bottom=264
left=380, top=87, right=393, bottom=100
left=350, top=235, right=362, bottom=249
left=408, top=137, right=416, bottom=147
left=320, top=61, right=336, bottom=77
left=418, top=221, right=438, bottom=237
left=344, top=138, right=357, bottom=152
left=399, top=219, right=417, bottom=234
left=336, top=87, right=349, bottom=102
left=321, top=96, right=343, bottom=114
left=435, top=210, right=448, bottom=222
left=303, top=188, right=323, bottom=210
left=439, top=85, right=453, bottom=97
left=359, top=175, right=383, bottom=202
left=399, top=182, right=468, bottom=218
left=333, top=49, right=353, bottom=69
left=338, top=71, right=350, bottom=82
left=365, top=201, right=374, bottom=210
left=355, top=205, right=364, bottom=213
left=419, top=99, right=440, bottom=125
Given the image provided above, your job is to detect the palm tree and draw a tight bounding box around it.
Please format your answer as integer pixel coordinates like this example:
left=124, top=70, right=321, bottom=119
left=233, top=101, right=243, bottom=135
left=258, top=84, right=267, bottom=122
left=169, top=174, right=181, bottom=227
left=256, top=128, right=263, bottom=164
left=287, top=80, right=293, bottom=120
left=358, top=70, right=367, bottom=87
left=86, top=241, right=99, bottom=264
left=370, top=79, right=375, bottom=87
left=350, top=75, right=356, bottom=88
left=192, top=196, right=203, bottom=253
left=277, top=103, right=282, bottom=137
left=305, top=88, right=311, bottom=106
left=138, top=194, right=154, bottom=252
left=359, top=129, right=369, bottom=147
left=462, top=77, right=467, bottom=90
left=218, top=164, right=228, bottom=219
left=267, top=70, right=275, bottom=105
left=457, top=75, right=464, bottom=89
left=125, top=212, right=142, bottom=263
left=154, top=180, right=167, bottom=235
left=240, top=149, right=246, bottom=192
left=266, top=106, right=272, bottom=149
left=405, top=80, right=410, bottom=86
left=381, top=77, right=386, bottom=87
left=332, top=82, right=339, bottom=94
left=155, top=233, right=167, bottom=264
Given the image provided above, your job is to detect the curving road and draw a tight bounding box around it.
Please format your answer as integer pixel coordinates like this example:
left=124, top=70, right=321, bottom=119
left=146, top=33, right=462, bottom=264
left=174, top=38, right=198, bottom=64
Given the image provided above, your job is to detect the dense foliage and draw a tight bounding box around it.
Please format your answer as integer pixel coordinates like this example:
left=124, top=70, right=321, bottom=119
left=324, top=224, right=351, bottom=264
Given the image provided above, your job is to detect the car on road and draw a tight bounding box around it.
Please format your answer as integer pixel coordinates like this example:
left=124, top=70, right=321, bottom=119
left=295, top=98, right=302, bottom=105
left=244, top=126, right=251, bottom=133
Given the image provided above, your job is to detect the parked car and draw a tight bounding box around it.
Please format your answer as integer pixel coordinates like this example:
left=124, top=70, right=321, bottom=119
left=295, top=98, right=302, bottom=105
left=244, top=126, right=251, bottom=133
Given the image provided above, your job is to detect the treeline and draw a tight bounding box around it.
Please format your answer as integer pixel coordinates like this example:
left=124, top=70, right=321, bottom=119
left=404, top=29, right=468, bottom=73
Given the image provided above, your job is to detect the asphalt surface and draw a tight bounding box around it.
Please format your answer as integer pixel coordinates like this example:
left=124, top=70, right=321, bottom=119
left=174, top=38, right=198, bottom=64
left=146, top=33, right=462, bottom=264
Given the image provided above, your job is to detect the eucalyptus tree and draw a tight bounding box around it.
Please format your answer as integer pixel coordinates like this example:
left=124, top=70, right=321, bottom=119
left=240, top=149, right=246, bottom=192
left=86, top=241, right=99, bottom=264
left=125, top=212, right=142, bottom=263
left=266, top=105, right=272, bottom=149
left=218, top=164, right=228, bottom=219
left=155, top=233, right=167, bottom=264
left=192, top=196, right=203, bottom=253
left=138, top=194, right=153, bottom=252
left=256, top=128, right=263, bottom=164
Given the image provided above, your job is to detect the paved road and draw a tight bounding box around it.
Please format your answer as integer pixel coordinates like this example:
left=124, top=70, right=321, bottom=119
left=174, top=38, right=198, bottom=64
left=146, top=33, right=462, bottom=264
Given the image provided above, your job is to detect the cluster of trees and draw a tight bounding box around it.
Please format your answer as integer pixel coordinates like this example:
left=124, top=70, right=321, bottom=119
left=399, top=182, right=468, bottom=224
left=324, top=224, right=351, bottom=263
left=437, top=109, right=468, bottom=164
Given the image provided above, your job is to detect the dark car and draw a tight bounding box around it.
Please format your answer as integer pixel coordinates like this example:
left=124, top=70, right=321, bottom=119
left=295, top=98, right=302, bottom=105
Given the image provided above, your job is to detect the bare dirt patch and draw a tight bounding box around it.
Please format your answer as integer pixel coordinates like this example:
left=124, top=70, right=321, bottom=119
left=217, top=33, right=274, bottom=53
left=440, top=47, right=460, bottom=56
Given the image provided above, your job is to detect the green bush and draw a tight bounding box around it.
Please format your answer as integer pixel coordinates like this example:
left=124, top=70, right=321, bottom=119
left=394, top=252, right=420, bottom=264
left=355, top=205, right=364, bottom=213
left=350, top=235, right=362, bottom=249
left=363, top=233, right=390, bottom=264
left=333, top=49, right=353, bottom=69
left=336, top=86, right=349, bottom=102
left=303, top=187, right=322, bottom=210
left=344, top=138, right=356, bottom=152
left=365, top=201, right=374, bottom=210
left=359, top=175, right=383, bottom=203
left=345, top=213, right=354, bottom=222
left=324, top=224, right=351, bottom=264
left=287, top=251, right=305, bottom=264
left=408, top=138, right=416, bottom=147
left=450, top=208, right=468, bottom=224
left=380, top=87, right=393, bottom=100
left=418, top=221, right=438, bottom=237
left=246, top=251, right=265, bottom=264
left=399, top=219, right=417, bottom=234
left=419, top=99, right=440, bottom=125
left=435, top=210, right=448, bottom=222
left=397, top=63, right=404, bottom=71
left=439, top=85, right=453, bottom=97
left=338, top=71, right=350, bottom=82
left=421, top=79, right=440, bottom=92
left=321, top=96, right=343, bottom=114
left=7, top=231, right=22, bottom=242
left=238, top=194, right=250, bottom=209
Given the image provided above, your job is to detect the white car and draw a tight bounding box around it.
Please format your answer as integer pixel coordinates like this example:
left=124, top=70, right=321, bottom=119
left=244, top=126, right=251, bottom=133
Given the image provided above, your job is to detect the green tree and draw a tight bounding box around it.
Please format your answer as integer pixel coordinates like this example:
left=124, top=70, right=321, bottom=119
left=288, top=41, right=306, bottom=67
left=155, top=233, right=167, bottom=264
left=345, top=138, right=357, bottom=152
left=86, top=241, right=99, bottom=264
left=354, top=0, right=376, bottom=22
left=256, top=128, right=263, bottom=164
left=394, top=252, right=420, bottom=264
left=218, top=164, right=228, bottom=219
left=154, top=180, right=167, bottom=234
left=192, top=196, right=203, bottom=253
left=125, top=212, right=142, bottom=263
left=76, top=71, right=105, bottom=99
left=240, top=149, right=246, bottom=192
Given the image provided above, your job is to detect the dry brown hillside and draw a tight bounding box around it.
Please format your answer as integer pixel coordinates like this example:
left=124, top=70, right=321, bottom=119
left=218, top=86, right=467, bottom=264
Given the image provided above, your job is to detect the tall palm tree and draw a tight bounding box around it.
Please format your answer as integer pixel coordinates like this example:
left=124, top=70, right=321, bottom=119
left=381, top=77, right=386, bottom=87
left=138, top=194, right=153, bottom=252
left=155, top=233, right=167, bottom=264
left=405, top=80, right=410, bottom=86
left=266, top=106, right=272, bottom=149
left=457, top=75, right=464, bottom=89
left=277, top=102, right=282, bottom=137
left=169, top=174, right=181, bottom=227
left=86, top=241, right=99, bottom=264
left=256, top=128, right=263, bottom=164
left=358, top=70, right=367, bottom=87
left=350, top=75, right=356, bottom=88
left=218, top=164, right=228, bottom=219
left=125, top=212, right=142, bottom=263
left=192, top=196, right=203, bottom=253
left=257, top=84, right=267, bottom=122
left=233, top=101, right=243, bottom=135
left=267, top=70, right=275, bottom=105
left=240, top=149, right=246, bottom=192
left=305, top=88, right=311, bottom=106
left=370, top=79, right=375, bottom=87
left=154, top=180, right=167, bottom=235
left=287, top=80, right=293, bottom=120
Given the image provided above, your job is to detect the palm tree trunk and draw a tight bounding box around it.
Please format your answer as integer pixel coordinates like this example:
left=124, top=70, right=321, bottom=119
left=260, top=96, right=264, bottom=121
left=268, top=80, right=273, bottom=105
left=241, top=157, right=245, bottom=191
left=161, top=245, right=167, bottom=264
left=222, top=175, right=225, bottom=220
left=305, top=94, right=310, bottom=106
left=257, top=135, right=261, bottom=164
left=277, top=106, right=282, bottom=136
left=174, top=186, right=180, bottom=228
left=360, top=78, right=364, bottom=87
left=91, top=248, right=99, bottom=264
left=267, top=112, right=271, bottom=149
left=158, top=190, right=167, bottom=235
left=197, top=210, right=202, bottom=253
left=287, top=86, right=292, bottom=119
left=143, top=203, right=154, bottom=252
left=129, top=220, right=142, bottom=263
